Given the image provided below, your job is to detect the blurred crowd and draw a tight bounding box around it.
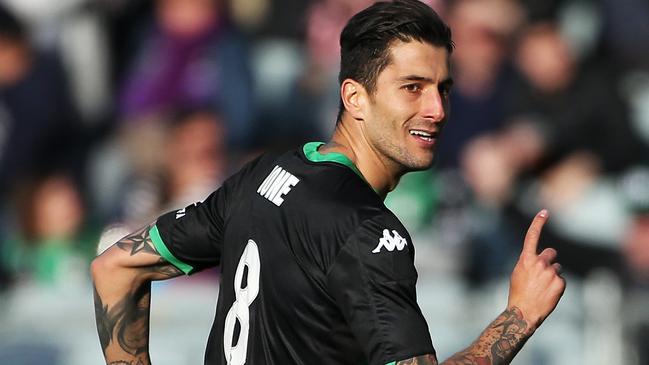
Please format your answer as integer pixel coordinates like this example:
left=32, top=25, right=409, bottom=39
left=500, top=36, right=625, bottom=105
left=0, top=0, right=648, bottom=364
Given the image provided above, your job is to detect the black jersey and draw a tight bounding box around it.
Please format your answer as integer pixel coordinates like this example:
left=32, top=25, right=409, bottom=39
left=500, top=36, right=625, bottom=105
left=150, top=142, right=435, bottom=365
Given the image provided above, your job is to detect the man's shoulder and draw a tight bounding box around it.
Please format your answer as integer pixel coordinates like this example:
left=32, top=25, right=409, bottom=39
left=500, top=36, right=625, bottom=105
left=355, top=208, right=411, bottom=245
left=225, top=145, right=405, bottom=232
left=223, top=149, right=293, bottom=187
left=306, top=195, right=408, bottom=247
left=326, top=205, right=417, bottom=282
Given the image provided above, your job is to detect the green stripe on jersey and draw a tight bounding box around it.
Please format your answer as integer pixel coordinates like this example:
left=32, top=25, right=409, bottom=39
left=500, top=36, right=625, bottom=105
left=385, top=362, right=396, bottom=365
left=149, top=225, right=194, bottom=275
left=303, top=141, right=365, bottom=181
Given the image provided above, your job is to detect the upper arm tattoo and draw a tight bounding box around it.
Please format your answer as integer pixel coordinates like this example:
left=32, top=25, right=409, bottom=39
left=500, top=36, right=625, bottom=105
left=116, top=223, right=160, bottom=257
left=115, top=222, right=183, bottom=278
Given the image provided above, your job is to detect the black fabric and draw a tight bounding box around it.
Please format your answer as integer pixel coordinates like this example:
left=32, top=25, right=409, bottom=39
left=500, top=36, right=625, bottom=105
left=155, top=146, right=435, bottom=364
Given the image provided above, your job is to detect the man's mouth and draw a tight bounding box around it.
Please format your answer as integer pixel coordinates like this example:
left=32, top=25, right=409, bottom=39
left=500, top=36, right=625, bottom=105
left=409, top=129, right=437, bottom=142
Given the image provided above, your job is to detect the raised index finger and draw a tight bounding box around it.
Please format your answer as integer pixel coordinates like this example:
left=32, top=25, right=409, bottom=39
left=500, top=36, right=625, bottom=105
left=523, top=209, right=549, bottom=255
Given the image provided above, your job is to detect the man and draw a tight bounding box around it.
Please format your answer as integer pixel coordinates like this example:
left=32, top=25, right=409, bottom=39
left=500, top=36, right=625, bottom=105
left=92, top=1, right=565, bottom=364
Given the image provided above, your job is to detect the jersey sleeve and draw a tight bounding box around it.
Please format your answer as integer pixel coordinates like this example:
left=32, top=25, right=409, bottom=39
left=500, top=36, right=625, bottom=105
left=149, top=154, right=269, bottom=275
left=326, top=214, right=435, bottom=365
left=149, top=186, right=227, bottom=275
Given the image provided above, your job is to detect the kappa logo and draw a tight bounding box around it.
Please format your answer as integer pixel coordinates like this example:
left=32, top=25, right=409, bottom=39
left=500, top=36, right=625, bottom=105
left=372, top=229, right=408, bottom=254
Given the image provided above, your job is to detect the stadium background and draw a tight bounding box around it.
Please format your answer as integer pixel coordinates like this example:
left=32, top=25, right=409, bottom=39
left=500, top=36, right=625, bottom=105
left=0, top=0, right=648, bottom=364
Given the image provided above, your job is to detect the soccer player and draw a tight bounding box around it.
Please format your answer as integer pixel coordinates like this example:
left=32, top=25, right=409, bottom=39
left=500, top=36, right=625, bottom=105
left=92, top=1, right=565, bottom=364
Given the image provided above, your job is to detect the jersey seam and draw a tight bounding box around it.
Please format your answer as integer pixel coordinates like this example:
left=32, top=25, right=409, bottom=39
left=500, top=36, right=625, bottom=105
left=324, top=216, right=376, bottom=278
left=325, top=216, right=395, bottom=363
left=323, top=216, right=413, bottom=286
left=358, top=234, right=395, bottom=365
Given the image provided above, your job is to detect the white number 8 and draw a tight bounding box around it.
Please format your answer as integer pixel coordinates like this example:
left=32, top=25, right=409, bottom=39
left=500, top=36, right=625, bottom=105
left=223, top=240, right=260, bottom=365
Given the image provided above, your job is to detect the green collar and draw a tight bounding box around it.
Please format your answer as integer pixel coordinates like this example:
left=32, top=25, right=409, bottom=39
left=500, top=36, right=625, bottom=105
left=302, top=141, right=365, bottom=181
left=303, top=141, right=382, bottom=197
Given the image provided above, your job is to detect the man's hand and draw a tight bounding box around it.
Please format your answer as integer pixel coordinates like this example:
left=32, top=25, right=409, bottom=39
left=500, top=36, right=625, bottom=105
left=507, top=209, right=566, bottom=330
left=423, top=210, right=566, bottom=365
left=397, top=210, right=566, bottom=365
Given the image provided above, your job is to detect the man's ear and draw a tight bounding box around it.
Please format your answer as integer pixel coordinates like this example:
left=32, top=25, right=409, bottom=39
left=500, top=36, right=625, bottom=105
left=340, top=79, right=368, bottom=121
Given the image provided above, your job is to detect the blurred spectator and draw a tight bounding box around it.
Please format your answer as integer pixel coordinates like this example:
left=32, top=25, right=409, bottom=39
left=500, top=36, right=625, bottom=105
left=623, top=214, right=649, bottom=282
left=99, top=0, right=154, bottom=88
left=599, top=0, right=649, bottom=71
left=1, top=174, right=96, bottom=286
left=118, top=0, right=255, bottom=150
left=267, top=0, right=373, bottom=143
left=462, top=21, right=642, bottom=215
left=460, top=21, right=642, bottom=280
left=305, top=0, right=373, bottom=71
left=621, top=167, right=649, bottom=283
left=229, top=0, right=271, bottom=34
left=435, top=0, right=523, bottom=169
left=517, top=0, right=562, bottom=21
left=506, top=22, right=643, bottom=173
left=3, top=0, right=111, bottom=124
left=164, top=110, right=227, bottom=208
left=116, top=109, right=228, bottom=224
left=620, top=166, right=649, bottom=365
left=0, top=4, right=82, bottom=195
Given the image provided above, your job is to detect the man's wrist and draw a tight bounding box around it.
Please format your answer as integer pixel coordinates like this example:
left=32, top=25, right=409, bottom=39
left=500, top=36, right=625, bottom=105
left=503, top=305, right=537, bottom=335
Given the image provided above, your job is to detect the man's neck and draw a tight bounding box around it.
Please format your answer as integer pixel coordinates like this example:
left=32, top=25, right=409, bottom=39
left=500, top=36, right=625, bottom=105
left=319, top=122, right=403, bottom=199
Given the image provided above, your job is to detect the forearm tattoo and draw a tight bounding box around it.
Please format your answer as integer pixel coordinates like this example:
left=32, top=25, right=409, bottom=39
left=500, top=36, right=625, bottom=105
left=94, top=283, right=151, bottom=363
left=396, top=354, right=438, bottom=364
left=94, top=223, right=182, bottom=364
left=442, top=307, right=532, bottom=365
left=394, top=307, right=532, bottom=365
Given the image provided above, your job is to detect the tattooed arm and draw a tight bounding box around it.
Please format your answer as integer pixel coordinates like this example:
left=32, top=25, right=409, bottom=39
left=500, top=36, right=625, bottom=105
left=392, top=307, right=531, bottom=365
left=438, top=306, right=532, bottom=365
left=91, top=222, right=183, bottom=365
left=396, top=211, right=566, bottom=365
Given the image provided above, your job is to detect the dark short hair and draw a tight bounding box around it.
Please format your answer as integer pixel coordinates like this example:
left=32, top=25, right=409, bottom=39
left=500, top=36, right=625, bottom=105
left=337, top=0, right=453, bottom=122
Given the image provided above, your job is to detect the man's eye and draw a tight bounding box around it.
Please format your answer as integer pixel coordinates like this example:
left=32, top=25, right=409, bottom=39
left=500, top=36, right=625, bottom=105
left=404, top=84, right=421, bottom=93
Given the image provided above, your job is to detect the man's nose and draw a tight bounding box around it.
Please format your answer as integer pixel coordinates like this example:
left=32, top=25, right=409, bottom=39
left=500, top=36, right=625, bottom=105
left=422, top=89, right=445, bottom=122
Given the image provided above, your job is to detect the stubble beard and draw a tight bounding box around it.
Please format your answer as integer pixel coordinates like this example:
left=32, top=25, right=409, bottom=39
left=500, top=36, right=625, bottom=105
left=367, top=105, right=436, bottom=174
left=374, top=131, right=435, bottom=174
